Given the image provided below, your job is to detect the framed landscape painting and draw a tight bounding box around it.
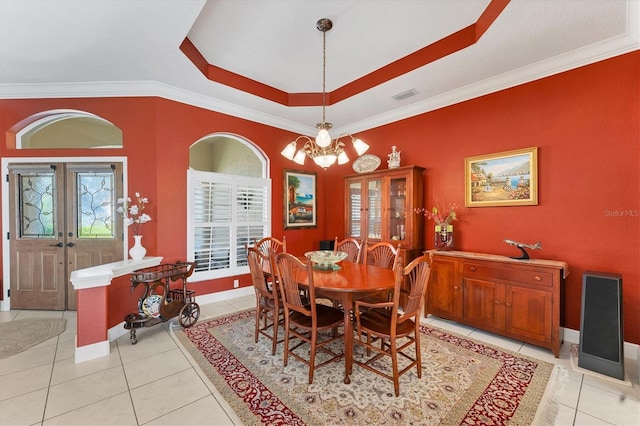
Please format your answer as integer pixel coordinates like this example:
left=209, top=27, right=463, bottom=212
left=284, top=169, right=317, bottom=229
left=465, top=147, right=538, bottom=207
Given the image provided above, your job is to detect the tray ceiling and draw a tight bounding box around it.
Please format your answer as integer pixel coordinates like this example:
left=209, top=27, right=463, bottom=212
left=0, top=0, right=637, bottom=136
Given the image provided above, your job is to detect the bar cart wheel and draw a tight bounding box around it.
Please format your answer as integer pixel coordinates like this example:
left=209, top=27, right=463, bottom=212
left=179, top=302, right=200, bottom=327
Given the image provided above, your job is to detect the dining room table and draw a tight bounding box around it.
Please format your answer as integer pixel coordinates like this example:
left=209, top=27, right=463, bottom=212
left=266, top=258, right=396, bottom=384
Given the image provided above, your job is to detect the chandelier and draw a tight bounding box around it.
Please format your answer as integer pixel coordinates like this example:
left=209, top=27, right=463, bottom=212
left=280, top=18, right=369, bottom=169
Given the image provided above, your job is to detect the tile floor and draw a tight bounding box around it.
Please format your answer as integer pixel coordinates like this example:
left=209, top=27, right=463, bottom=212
left=1, top=294, right=638, bottom=425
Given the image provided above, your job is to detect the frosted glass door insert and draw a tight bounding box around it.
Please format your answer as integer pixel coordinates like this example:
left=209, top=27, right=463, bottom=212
left=389, top=177, right=407, bottom=241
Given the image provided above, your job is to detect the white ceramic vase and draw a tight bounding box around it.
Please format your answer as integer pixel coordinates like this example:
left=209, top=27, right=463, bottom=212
left=129, top=235, right=147, bottom=260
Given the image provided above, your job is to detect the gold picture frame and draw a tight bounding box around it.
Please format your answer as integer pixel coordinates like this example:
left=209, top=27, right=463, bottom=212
left=284, top=169, right=317, bottom=229
left=465, top=147, right=538, bottom=207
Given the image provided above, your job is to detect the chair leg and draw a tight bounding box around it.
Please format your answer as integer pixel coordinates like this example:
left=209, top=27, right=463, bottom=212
left=415, top=325, right=422, bottom=378
left=283, top=318, right=290, bottom=367
left=390, top=338, right=400, bottom=397
left=254, top=308, right=260, bottom=343
left=308, top=329, right=317, bottom=384
left=271, top=309, right=278, bottom=356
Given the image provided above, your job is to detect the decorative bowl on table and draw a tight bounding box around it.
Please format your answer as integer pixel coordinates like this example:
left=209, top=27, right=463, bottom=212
left=304, top=250, right=348, bottom=270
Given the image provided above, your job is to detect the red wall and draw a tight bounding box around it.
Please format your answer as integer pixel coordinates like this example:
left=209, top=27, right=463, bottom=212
left=1, top=51, right=638, bottom=343
left=333, top=52, right=639, bottom=344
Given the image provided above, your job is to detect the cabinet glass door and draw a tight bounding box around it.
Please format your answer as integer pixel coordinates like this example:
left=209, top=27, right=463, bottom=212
left=389, top=177, right=407, bottom=242
left=347, top=180, right=362, bottom=238
left=367, top=179, right=382, bottom=239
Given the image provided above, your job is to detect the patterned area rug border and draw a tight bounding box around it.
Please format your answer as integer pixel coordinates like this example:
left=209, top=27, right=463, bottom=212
left=173, top=310, right=561, bottom=425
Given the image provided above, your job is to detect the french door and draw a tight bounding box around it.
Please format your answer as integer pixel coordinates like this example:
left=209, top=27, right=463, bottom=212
left=8, top=162, right=124, bottom=310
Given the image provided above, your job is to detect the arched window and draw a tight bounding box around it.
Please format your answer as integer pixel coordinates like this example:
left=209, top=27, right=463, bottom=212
left=14, top=110, right=123, bottom=149
left=187, top=133, right=270, bottom=280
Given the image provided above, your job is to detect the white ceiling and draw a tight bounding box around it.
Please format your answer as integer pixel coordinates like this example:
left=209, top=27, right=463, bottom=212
left=0, top=0, right=638, bottom=137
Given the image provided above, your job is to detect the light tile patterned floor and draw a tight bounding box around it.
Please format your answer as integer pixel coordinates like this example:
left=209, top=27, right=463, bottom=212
left=1, top=294, right=638, bottom=425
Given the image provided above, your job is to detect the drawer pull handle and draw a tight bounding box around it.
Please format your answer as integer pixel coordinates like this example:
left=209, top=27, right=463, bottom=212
left=494, top=300, right=500, bottom=305
left=453, top=285, right=459, bottom=290
left=534, top=276, right=541, bottom=281
left=469, top=267, right=476, bottom=272
left=505, top=302, right=512, bottom=307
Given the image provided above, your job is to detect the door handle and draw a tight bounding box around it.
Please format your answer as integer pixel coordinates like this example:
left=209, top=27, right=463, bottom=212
left=49, top=242, right=63, bottom=247
left=67, top=242, right=76, bottom=247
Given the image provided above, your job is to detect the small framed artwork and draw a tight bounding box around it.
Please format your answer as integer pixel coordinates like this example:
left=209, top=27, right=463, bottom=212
left=284, top=169, right=317, bottom=229
left=465, top=147, right=538, bottom=207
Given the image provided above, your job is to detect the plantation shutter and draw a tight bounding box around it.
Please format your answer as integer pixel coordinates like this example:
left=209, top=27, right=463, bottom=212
left=188, top=169, right=270, bottom=280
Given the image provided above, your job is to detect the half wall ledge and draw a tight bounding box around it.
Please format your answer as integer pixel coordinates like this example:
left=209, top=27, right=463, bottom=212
left=70, top=256, right=163, bottom=363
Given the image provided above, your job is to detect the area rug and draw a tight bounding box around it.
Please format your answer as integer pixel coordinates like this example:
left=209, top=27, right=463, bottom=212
left=174, top=310, right=564, bottom=425
left=0, top=318, right=66, bottom=359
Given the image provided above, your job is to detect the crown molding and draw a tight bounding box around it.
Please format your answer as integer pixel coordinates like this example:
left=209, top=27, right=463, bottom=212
left=335, top=16, right=639, bottom=135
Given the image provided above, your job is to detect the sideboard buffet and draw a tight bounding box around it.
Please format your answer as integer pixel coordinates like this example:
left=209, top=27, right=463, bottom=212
left=426, top=250, right=569, bottom=357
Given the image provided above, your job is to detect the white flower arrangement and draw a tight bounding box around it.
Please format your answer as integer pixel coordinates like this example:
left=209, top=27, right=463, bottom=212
left=117, top=192, right=151, bottom=236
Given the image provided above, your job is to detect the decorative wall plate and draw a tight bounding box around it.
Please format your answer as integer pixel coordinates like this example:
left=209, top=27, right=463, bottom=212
left=352, top=154, right=381, bottom=173
left=141, top=294, right=162, bottom=318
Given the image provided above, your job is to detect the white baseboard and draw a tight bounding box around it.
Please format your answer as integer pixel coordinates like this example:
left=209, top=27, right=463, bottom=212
left=194, top=286, right=253, bottom=305
left=74, top=337, right=110, bottom=364
left=106, top=286, right=254, bottom=343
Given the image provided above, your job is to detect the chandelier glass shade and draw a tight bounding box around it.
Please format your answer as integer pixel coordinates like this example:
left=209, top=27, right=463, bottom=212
left=280, top=18, right=368, bottom=169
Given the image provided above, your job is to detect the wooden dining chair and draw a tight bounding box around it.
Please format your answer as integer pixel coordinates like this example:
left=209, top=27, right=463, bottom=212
left=362, top=241, right=400, bottom=270
left=247, top=246, right=283, bottom=355
left=353, top=254, right=431, bottom=397
left=274, top=252, right=345, bottom=384
left=334, top=237, right=363, bottom=263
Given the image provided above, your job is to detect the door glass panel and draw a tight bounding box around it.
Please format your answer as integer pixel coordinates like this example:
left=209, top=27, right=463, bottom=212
left=19, top=173, right=56, bottom=237
left=389, top=177, right=407, bottom=241
left=367, top=179, right=382, bottom=239
left=76, top=172, right=116, bottom=238
left=347, top=181, right=362, bottom=238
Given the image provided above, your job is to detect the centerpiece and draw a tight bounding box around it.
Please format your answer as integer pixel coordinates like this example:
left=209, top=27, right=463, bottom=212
left=304, top=250, right=348, bottom=270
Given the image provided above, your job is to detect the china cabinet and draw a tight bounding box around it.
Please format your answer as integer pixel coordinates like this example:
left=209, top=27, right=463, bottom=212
left=344, top=165, right=425, bottom=262
left=426, top=250, right=569, bottom=357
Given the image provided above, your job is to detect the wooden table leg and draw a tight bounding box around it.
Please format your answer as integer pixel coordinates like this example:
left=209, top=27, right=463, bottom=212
left=342, top=293, right=353, bottom=384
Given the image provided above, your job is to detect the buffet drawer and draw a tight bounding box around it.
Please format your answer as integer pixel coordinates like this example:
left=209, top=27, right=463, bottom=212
left=462, top=261, right=553, bottom=287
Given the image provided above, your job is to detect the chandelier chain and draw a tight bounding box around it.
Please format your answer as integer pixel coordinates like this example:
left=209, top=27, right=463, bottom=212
left=321, top=26, right=327, bottom=124
left=280, top=17, right=369, bottom=169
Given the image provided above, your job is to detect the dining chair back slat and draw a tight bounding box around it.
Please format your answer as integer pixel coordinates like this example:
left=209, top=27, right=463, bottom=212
left=334, top=237, right=363, bottom=263
left=401, top=255, right=431, bottom=318
left=254, top=236, right=286, bottom=257
left=363, top=241, right=400, bottom=270
left=275, top=253, right=309, bottom=313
